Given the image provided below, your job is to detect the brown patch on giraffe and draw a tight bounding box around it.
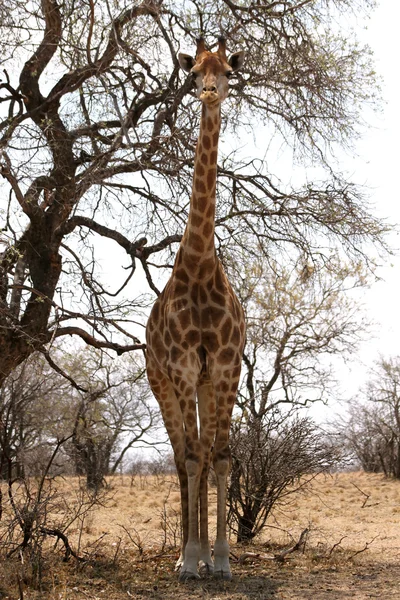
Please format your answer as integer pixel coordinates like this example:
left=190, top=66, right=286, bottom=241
left=189, top=231, right=205, bottom=253
left=195, top=195, right=207, bottom=212
left=183, top=251, right=202, bottom=271
left=201, top=152, right=208, bottom=166
left=205, top=205, right=214, bottom=220
left=196, top=163, right=205, bottom=177
left=169, top=433, right=179, bottom=445
left=169, top=318, right=181, bottom=342
left=198, top=257, right=216, bottom=279
left=170, top=345, right=182, bottom=363
left=214, top=267, right=226, bottom=288
left=210, top=150, right=217, bottom=164
left=164, top=330, right=172, bottom=347
left=201, top=306, right=225, bottom=328
left=203, top=330, right=219, bottom=353
left=190, top=212, right=202, bottom=229
left=210, top=288, right=226, bottom=306
left=180, top=355, right=188, bottom=368
left=214, top=446, right=231, bottom=462
left=150, top=330, right=164, bottom=355
left=220, top=317, right=232, bottom=345
left=219, top=416, right=229, bottom=430
left=185, top=329, right=200, bottom=345
left=216, top=380, right=229, bottom=393
left=190, top=282, right=199, bottom=303
left=207, top=168, right=216, bottom=189
left=231, top=325, right=241, bottom=345
left=202, top=221, right=213, bottom=237
left=173, top=280, right=189, bottom=297
left=186, top=413, right=196, bottom=428
left=150, top=383, right=160, bottom=395
left=186, top=451, right=199, bottom=462
left=146, top=365, right=155, bottom=378
left=195, top=177, right=206, bottom=194
left=218, top=346, right=236, bottom=365
left=151, top=301, right=160, bottom=322
left=202, top=135, right=211, bottom=150
left=213, top=131, right=219, bottom=146
left=199, top=285, right=207, bottom=305
left=174, top=267, right=190, bottom=284
left=176, top=309, right=191, bottom=331
left=207, top=117, right=214, bottom=131
left=232, top=365, right=241, bottom=378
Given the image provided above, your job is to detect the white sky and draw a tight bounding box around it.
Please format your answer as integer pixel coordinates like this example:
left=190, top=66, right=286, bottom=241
left=310, top=0, right=400, bottom=419
left=354, top=0, right=400, bottom=359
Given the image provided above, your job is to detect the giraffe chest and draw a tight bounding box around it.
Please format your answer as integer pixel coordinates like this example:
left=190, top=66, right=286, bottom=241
left=146, top=273, right=244, bottom=372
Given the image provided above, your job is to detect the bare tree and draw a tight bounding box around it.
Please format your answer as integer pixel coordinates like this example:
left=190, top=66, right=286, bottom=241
left=67, top=350, right=160, bottom=490
left=0, top=354, right=71, bottom=478
left=225, top=256, right=362, bottom=541
left=235, top=255, right=367, bottom=418
left=339, top=357, right=400, bottom=478
left=228, top=411, right=337, bottom=542
left=0, top=0, right=388, bottom=384
left=0, top=348, right=159, bottom=487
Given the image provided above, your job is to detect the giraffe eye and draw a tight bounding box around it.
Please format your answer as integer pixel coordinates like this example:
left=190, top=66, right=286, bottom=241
left=226, top=71, right=233, bottom=79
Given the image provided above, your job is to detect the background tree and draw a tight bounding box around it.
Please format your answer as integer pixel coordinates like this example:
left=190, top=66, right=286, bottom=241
left=228, top=410, right=337, bottom=542
left=226, top=255, right=364, bottom=540
left=235, top=255, right=367, bottom=417
left=0, top=354, right=71, bottom=478
left=0, top=0, right=388, bottom=384
left=0, top=348, right=159, bottom=486
left=338, top=356, right=400, bottom=478
left=65, top=349, right=160, bottom=490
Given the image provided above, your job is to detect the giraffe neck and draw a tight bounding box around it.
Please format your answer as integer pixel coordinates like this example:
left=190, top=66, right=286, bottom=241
left=180, top=103, right=220, bottom=278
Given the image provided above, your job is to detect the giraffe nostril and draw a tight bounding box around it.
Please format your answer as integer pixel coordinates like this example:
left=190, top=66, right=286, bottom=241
left=203, top=85, right=217, bottom=93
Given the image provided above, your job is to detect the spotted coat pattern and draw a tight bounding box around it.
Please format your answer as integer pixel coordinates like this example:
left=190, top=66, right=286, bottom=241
left=146, top=39, right=246, bottom=581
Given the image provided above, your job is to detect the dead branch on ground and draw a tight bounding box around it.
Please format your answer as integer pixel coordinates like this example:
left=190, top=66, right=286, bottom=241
left=238, top=527, right=309, bottom=564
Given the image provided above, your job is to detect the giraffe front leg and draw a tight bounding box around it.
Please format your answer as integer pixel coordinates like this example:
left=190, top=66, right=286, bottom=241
left=198, top=458, right=213, bottom=576
left=179, top=457, right=201, bottom=581
left=212, top=455, right=231, bottom=580
left=198, top=381, right=216, bottom=577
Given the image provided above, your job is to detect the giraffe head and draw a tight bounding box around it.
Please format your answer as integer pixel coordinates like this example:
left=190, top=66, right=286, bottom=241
left=178, top=37, right=245, bottom=106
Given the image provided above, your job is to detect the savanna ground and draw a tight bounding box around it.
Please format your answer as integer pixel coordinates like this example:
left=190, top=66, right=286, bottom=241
left=1, top=471, right=400, bottom=599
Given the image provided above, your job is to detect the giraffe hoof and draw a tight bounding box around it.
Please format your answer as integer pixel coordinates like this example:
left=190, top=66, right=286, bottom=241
left=199, top=560, right=214, bottom=576
left=178, top=569, right=200, bottom=582
left=214, top=569, right=232, bottom=581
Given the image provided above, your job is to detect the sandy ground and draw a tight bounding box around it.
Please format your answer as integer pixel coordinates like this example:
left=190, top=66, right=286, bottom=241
left=1, top=471, right=400, bottom=599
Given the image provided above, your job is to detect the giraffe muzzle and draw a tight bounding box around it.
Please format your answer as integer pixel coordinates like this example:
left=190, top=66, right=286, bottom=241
left=200, top=90, right=220, bottom=104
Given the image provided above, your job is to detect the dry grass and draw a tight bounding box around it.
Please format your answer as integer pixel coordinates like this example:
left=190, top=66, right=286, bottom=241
left=1, top=471, right=400, bottom=599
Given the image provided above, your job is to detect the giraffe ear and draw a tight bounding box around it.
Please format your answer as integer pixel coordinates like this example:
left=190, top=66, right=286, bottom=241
left=228, top=51, right=246, bottom=72
left=178, top=53, right=195, bottom=73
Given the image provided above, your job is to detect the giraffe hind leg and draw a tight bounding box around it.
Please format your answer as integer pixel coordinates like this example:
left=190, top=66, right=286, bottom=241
left=197, top=380, right=217, bottom=576
left=145, top=364, right=192, bottom=576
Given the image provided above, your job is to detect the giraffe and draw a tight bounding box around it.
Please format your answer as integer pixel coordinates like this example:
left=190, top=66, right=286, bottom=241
left=145, top=37, right=246, bottom=581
